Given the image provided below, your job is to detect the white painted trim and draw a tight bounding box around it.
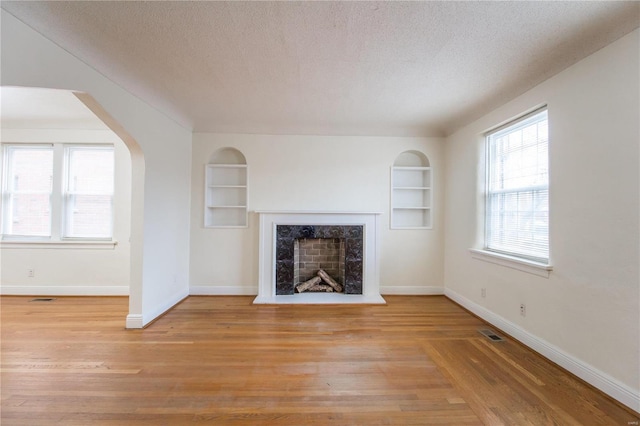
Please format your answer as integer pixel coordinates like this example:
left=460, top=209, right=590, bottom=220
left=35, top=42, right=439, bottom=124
left=469, top=248, right=552, bottom=278
left=190, top=285, right=257, bottom=296
left=125, top=314, right=143, bottom=329
left=0, top=240, right=118, bottom=250
left=0, top=285, right=128, bottom=296
left=255, top=211, right=383, bottom=304
left=444, top=288, right=640, bottom=413
left=140, top=289, right=189, bottom=328
left=380, top=286, right=444, bottom=295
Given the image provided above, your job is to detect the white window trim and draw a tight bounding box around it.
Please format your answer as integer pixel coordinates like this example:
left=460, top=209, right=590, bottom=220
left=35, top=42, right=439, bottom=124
left=0, top=239, right=117, bottom=250
left=469, top=248, right=552, bottom=278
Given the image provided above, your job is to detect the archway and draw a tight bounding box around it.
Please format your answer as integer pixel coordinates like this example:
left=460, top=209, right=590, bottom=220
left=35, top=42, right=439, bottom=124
left=74, top=92, right=145, bottom=326
left=0, top=86, right=144, bottom=324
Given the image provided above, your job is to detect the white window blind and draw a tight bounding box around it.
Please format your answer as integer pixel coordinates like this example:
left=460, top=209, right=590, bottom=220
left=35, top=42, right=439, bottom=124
left=63, top=146, right=114, bottom=239
left=2, top=146, right=53, bottom=237
left=486, top=108, right=549, bottom=263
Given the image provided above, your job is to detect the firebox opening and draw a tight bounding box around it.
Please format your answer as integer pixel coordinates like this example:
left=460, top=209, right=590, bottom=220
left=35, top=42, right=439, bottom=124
left=274, top=224, right=364, bottom=296
left=294, top=238, right=345, bottom=292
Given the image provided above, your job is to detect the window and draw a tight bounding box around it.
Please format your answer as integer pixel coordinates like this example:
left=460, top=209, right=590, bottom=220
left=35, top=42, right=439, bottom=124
left=485, top=108, right=549, bottom=263
left=2, top=144, right=114, bottom=241
left=63, top=147, right=114, bottom=238
left=2, top=146, right=53, bottom=237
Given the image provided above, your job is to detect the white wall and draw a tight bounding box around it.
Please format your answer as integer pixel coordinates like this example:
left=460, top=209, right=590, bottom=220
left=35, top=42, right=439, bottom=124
left=1, top=10, right=193, bottom=327
left=0, top=128, right=131, bottom=295
left=190, top=133, right=445, bottom=295
left=443, top=30, right=639, bottom=410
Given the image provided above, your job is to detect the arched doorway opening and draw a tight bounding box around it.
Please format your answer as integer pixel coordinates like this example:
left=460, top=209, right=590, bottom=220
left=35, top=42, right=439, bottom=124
left=0, top=86, right=144, bottom=325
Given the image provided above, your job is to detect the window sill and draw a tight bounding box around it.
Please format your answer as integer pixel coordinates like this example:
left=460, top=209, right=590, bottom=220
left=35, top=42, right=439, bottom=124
left=469, top=248, right=552, bottom=278
left=0, top=240, right=118, bottom=250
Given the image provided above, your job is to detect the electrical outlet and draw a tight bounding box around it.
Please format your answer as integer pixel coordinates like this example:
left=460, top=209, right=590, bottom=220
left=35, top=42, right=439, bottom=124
left=481, top=288, right=486, bottom=298
left=27, top=269, right=35, bottom=278
left=520, top=303, right=526, bottom=317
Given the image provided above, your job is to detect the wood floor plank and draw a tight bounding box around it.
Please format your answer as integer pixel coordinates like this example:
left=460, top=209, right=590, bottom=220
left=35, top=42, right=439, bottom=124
left=1, top=295, right=637, bottom=425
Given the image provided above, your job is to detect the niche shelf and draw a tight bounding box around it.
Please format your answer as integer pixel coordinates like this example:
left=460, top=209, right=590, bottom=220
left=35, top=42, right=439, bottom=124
left=205, top=148, right=248, bottom=228
left=391, top=151, right=431, bottom=229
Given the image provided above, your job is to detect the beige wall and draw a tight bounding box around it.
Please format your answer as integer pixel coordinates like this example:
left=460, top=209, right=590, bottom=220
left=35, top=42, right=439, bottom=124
left=443, top=30, right=639, bottom=406
left=189, top=133, right=445, bottom=295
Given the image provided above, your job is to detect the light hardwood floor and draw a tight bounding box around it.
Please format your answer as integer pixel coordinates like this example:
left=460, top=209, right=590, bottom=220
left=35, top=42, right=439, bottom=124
left=1, top=295, right=637, bottom=425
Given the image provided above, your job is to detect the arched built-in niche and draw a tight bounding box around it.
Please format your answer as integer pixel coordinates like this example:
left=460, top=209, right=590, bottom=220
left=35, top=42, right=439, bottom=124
left=391, top=150, right=432, bottom=229
left=205, top=148, right=248, bottom=227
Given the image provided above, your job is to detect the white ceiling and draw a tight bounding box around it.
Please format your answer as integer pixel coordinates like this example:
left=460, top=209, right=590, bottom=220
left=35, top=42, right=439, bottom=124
left=1, top=87, right=109, bottom=130
left=2, top=1, right=639, bottom=137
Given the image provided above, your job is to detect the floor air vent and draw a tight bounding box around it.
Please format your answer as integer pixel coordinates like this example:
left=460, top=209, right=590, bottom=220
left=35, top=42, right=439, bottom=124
left=30, top=298, right=56, bottom=302
left=479, top=328, right=504, bottom=342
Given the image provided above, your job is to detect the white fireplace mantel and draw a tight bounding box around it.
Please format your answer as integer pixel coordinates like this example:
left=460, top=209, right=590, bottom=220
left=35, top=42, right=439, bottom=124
left=254, top=211, right=386, bottom=304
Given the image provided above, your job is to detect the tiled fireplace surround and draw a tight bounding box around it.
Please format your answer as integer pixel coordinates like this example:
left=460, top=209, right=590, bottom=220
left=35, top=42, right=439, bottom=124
left=255, top=211, right=385, bottom=304
left=277, top=225, right=361, bottom=295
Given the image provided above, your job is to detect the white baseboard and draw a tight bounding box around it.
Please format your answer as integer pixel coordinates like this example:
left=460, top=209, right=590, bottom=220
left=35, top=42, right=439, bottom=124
left=0, top=285, right=128, bottom=296
left=190, top=285, right=444, bottom=297
left=189, top=285, right=257, bottom=296
left=444, top=288, right=640, bottom=413
left=380, top=286, right=444, bottom=295
left=125, top=314, right=143, bottom=329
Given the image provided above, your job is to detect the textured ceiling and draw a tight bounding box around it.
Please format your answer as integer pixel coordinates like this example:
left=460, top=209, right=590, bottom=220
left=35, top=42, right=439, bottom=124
left=2, top=1, right=639, bottom=137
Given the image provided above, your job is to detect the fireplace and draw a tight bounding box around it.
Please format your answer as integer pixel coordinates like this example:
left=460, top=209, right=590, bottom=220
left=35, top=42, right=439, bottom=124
left=294, top=238, right=345, bottom=291
left=276, top=225, right=363, bottom=295
left=255, top=211, right=385, bottom=304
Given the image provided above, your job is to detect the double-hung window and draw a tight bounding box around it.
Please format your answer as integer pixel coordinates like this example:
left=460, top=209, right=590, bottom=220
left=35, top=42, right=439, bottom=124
left=2, top=145, right=54, bottom=238
left=485, top=108, right=549, bottom=264
left=2, top=144, right=114, bottom=241
left=63, top=146, right=114, bottom=239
